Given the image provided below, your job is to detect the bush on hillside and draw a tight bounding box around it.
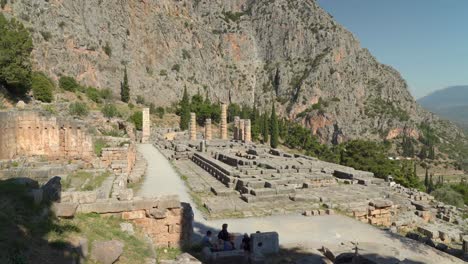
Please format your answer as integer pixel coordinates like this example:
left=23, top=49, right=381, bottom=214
left=129, top=111, right=143, bottom=130
left=86, top=87, right=101, bottom=103
left=69, top=102, right=89, bottom=117
left=31, top=72, right=54, bottom=102
left=100, top=88, right=113, bottom=100
left=432, top=186, right=464, bottom=208
left=59, top=76, right=80, bottom=92
left=0, top=13, right=33, bottom=96
left=101, top=104, right=119, bottom=118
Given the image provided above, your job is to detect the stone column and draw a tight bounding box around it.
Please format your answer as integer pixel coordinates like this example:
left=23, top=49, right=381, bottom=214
left=244, top=119, right=251, bottom=143
left=234, top=116, right=240, bottom=140
left=220, top=103, right=228, bottom=140
left=142, top=108, right=151, bottom=143
left=239, top=119, right=245, bottom=142
left=204, top=119, right=212, bottom=140
left=189, top=112, right=196, bottom=140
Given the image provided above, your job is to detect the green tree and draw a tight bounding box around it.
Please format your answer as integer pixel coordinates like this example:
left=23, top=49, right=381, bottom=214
left=179, top=86, right=190, bottom=130
left=59, top=76, right=80, bottom=92
left=129, top=111, right=143, bottom=130
left=270, top=104, right=279, bottom=148
left=31, top=72, right=54, bottom=102
left=120, top=67, right=130, bottom=103
left=0, top=13, right=33, bottom=95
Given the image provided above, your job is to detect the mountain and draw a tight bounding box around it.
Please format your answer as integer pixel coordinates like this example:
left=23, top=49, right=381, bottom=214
left=1, top=0, right=466, bottom=151
left=418, top=86, right=468, bottom=126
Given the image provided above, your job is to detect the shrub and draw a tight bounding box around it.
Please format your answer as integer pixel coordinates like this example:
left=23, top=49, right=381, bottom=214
left=86, top=86, right=101, bottom=103
left=59, top=76, right=80, bottom=92
left=128, top=103, right=134, bottom=109
left=69, top=102, right=89, bottom=117
left=156, top=106, right=165, bottom=118
left=101, top=104, right=119, bottom=118
left=31, top=72, right=54, bottom=102
left=93, top=138, right=108, bottom=156
left=103, top=42, right=112, bottom=57
left=40, top=31, right=52, bottom=41
left=99, top=88, right=113, bottom=100
left=159, top=70, right=167, bottom=76
left=129, top=111, right=143, bottom=130
left=171, top=64, right=180, bottom=72
left=0, top=13, right=33, bottom=95
left=42, top=104, right=57, bottom=114
left=432, top=186, right=464, bottom=208
left=136, top=95, right=145, bottom=105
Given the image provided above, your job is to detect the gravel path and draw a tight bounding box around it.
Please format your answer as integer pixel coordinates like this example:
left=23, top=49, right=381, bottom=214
left=137, top=144, right=463, bottom=263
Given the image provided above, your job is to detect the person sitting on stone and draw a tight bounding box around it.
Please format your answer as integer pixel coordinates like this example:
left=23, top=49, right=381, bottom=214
left=241, top=233, right=251, bottom=252
left=201, top=230, right=213, bottom=249
left=218, top=223, right=230, bottom=242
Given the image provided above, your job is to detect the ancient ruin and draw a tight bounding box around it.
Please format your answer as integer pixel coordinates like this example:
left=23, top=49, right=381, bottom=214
left=204, top=119, right=212, bottom=141
left=220, top=104, right=227, bottom=140
left=189, top=112, right=197, bottom=141
left=0, top=111, right=94, bottom=161
left=142, top=107, right=151, bottom=143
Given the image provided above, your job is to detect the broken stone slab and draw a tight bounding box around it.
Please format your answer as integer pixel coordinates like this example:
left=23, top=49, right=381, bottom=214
left=411, top=201, right=431, bottom=211
left=369, top=199, right=393, bottom=209
left=77, top=198, right=162, bottom=214
left=148, top=208, right=167, bottom=219
left=250, top=232, right=279, bottom=255
left=91, top=240, right=124, bottom=264
left=52, top=202, right=78, bottom=218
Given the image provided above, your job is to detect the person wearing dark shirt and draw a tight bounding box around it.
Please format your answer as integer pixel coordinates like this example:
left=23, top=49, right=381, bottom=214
left=218, top=223, right=229, bottom=241
left=241, top=233, right=251, bottom=252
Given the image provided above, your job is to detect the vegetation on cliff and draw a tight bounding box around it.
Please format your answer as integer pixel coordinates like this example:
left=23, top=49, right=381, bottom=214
left=0, top=13, right=33, bottom=96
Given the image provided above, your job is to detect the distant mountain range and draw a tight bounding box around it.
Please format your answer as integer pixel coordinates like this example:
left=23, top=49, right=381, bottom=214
left=418, top=85, right=468, bottom=128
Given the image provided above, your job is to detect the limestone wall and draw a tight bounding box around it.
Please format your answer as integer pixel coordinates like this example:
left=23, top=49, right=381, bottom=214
left=0, top=111, right=94, bottom=161
left=0, top=112, right=17, bottom=159
left=100, top=143, right=137, bottom=175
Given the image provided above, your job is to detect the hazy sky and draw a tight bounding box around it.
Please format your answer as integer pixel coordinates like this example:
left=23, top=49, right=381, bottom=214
left=316, top=0, right=468, bottom=99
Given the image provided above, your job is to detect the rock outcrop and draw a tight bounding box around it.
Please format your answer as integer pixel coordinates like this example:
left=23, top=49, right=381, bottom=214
left=2, top=0, right=465, bottom=145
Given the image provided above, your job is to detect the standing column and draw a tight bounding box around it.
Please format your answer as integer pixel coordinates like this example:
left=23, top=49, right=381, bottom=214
left=239, top=119, right=245, bottom=142
left=220, top=103, right=228, bottom=140
left=205, top=119, right=212, bottom=140
left=234, top=116, right=240, bottom=140
left=244, top=119, right=251, bottom=143
left=142, top=108, right=150, bottom=143
left=190, top=112, right=197, bottom=140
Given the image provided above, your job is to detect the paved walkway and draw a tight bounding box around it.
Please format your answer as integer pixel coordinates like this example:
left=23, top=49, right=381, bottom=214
left=137, top=144, right=463, bottom=263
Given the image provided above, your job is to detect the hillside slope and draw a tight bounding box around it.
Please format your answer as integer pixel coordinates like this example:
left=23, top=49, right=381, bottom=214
left=418, top=85, right=468, bottom=126
left=1, top=0, right=466, bottom=149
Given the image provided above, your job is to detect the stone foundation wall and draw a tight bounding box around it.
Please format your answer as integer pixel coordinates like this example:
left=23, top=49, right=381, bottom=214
left=0, top=111, right=94, bottom=161
left=100, top=143, right=136, bottom=175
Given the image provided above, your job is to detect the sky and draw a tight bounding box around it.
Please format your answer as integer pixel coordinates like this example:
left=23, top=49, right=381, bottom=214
left=316, top=0, right=468, bottom=99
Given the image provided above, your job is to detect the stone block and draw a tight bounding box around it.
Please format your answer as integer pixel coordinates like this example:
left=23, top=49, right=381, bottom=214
left=122, top=210, right=146, bottom=220
left=149, top=208, right=168, bottom=219
left=417, top=226, right=439, bottom=239
left=250, top=232, right=279, bottom=255
left=369, top=199, right=393, bottom=209
left=158, top=196, right=181, bottom=209
left=91, top=240, right=124, bottom=264
left=117, top=189, right=134, bottom=201
left=52, top=202, right=78, bottom=218
left=411, top=201, right=431, bottom=211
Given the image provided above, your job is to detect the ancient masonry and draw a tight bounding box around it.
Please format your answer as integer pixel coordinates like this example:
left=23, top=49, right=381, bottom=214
left=0, top=111, right=93, bottom=161
left=244, top=119, right=251, bottom=143
left=154, top=127, right=468, bottom=258
left=234, top=116, right=240, bottom=140
left=189, top=113, right=197, bottom=140
left=204, top=119, right=212, bottom=140
left=142, top=108, right=151, bottom=143
left=56, top=191, right=193, bottom=248
left=220, top=103, right=227, bottom=140
left=239, top=119, right=245, bottom=141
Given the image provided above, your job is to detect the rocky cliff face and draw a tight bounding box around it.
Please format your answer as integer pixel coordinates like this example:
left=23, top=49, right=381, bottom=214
left=2, top=0, right=465, bottom=145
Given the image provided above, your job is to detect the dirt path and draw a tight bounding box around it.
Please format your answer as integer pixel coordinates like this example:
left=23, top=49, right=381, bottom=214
left=137, top=144, right=463, bottom=263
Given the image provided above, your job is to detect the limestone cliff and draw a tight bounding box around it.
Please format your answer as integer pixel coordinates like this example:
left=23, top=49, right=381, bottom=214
left=2, top=0, right=465, bottom=147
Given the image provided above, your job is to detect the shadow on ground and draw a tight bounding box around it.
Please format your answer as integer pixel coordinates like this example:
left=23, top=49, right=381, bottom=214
left=0, top=178, right=83, bottom=264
